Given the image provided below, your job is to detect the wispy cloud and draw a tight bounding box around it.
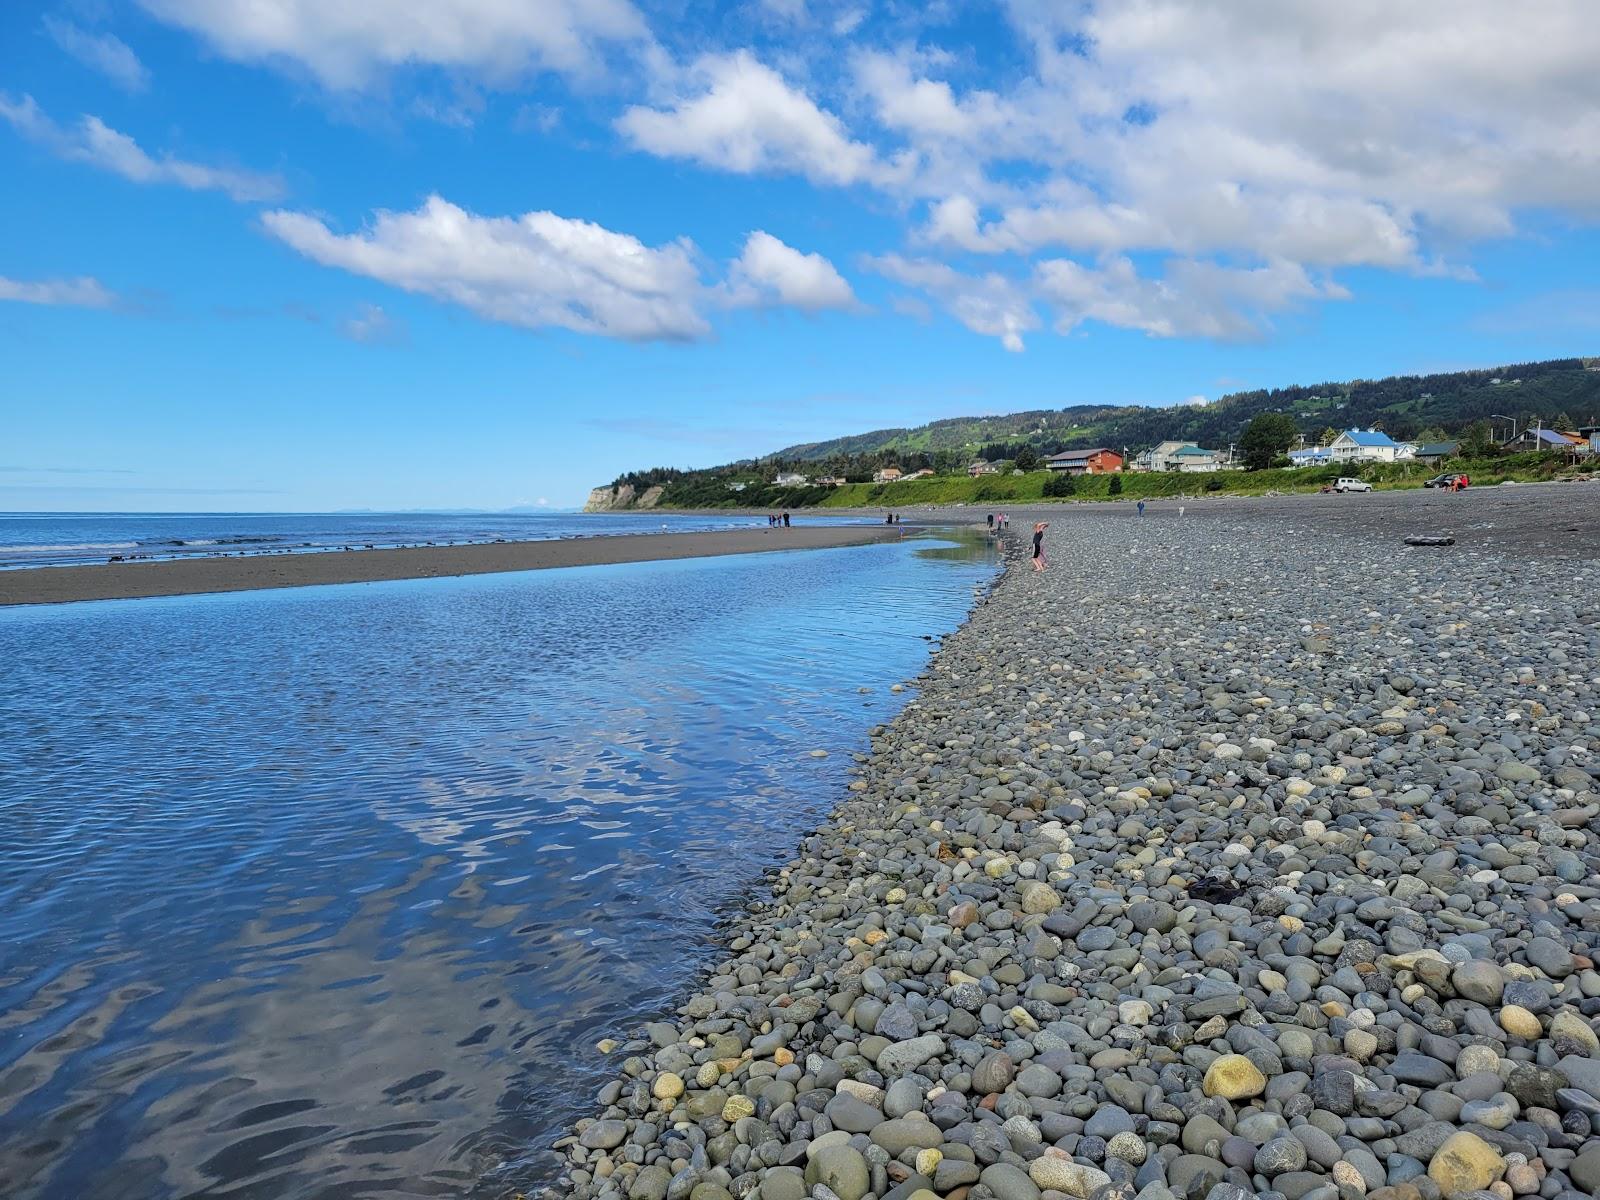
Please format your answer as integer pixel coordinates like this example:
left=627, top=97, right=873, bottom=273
left=340, top=303, right=407, bottom=345
left=0, top=274, right=116, bottom=308
left=0, top=92, right=284, bottom=202
left=43, top=17, right=151, bottom=92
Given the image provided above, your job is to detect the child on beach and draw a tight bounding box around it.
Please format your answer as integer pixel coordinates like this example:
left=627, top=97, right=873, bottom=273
left=1032, top=522, right=1048, bottom=572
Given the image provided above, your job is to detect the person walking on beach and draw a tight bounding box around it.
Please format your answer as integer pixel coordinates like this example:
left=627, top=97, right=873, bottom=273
left=987, top=513, right=994, bottom=532
left=1031, top=521, right=1048, bottom=572
left=782, top=511, right=790, bottom=527
left=1137, top=499, right=1146, bottom=517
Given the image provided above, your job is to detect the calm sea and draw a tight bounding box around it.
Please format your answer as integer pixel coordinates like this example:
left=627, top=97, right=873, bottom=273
left=0, top=531, right=997, bottom=1200
left=0, top=511, right=870, bottom=569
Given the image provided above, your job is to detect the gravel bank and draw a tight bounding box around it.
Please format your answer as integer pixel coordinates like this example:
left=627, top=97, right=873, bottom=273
left=545, top=492, right=1600, bottom=1200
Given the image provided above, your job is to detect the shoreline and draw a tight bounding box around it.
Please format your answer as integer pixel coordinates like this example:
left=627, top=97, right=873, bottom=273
left=541, top=489, right=1600, bottom=1200
left=0, top=525, right=899, bottom=607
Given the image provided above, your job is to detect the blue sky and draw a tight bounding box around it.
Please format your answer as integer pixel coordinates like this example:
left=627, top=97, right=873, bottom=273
left=3, top=1, right=1598, bottom=511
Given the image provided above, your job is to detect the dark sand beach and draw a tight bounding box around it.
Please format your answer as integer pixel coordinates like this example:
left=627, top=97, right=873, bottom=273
left=0, top=524, right=899, bottom=606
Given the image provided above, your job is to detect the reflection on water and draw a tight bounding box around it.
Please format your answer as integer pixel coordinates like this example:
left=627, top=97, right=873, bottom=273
left=0, top=534, right=996, bottom=1200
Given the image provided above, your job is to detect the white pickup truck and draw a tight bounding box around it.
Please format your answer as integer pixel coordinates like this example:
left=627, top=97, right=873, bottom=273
left=1334, top=477, right=1373, bottom=493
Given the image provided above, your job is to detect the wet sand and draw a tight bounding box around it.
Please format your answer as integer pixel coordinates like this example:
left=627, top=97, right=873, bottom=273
left=0, top=525, right=899, bottom=606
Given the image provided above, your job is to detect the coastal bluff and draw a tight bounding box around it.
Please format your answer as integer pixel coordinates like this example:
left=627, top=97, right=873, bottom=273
left=585, top=484, right=664, bottom=512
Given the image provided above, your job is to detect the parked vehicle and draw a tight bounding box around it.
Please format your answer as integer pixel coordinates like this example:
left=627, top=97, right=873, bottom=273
left=1424, top=473, right=1467, bottom=489
left=1334, top=477, right=1373, bottom=493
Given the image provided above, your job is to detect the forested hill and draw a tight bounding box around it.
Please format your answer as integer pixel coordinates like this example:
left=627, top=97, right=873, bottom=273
left=768, top=357, right=1599, bottom=463
left=599, top=357, right=1599, bottom=503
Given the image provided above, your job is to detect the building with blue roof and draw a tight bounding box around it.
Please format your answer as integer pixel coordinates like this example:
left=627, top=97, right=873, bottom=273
left=1330, top=428, right=1407, bottom=464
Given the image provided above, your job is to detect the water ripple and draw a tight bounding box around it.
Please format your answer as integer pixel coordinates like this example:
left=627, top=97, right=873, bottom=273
left=0, top=533, right=997, bottom=1200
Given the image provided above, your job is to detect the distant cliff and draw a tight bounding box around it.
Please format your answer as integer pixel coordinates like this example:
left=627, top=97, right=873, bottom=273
left=584, top=484, right=664, bottom=512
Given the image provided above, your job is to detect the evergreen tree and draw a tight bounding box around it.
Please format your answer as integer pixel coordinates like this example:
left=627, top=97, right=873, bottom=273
left=1240, top=413, right=1300, bottom=470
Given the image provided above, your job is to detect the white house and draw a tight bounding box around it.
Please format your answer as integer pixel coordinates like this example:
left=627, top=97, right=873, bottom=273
left=1168, top=445, right=1222, bottom=472
left=967, top=459, right=1000, bottom=477
left=774, top=472, right=809, bottom=486
left=873, top=466, right=903, bottom=483
left=1329, top=429, right=1403, bottom=463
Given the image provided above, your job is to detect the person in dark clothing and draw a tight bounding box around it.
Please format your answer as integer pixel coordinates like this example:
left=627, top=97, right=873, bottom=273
left=1032, top=521, right=1048, bottom=572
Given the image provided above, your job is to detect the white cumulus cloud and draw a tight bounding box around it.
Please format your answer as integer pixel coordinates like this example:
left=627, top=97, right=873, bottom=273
left=727, top=232, right=858, bottom=312
left=864, top=254, right=1038, bottom=352
left=0, top=93, right=283, bottom=202
left=262, top=195, right=711, bottom=341
left=138, top=0, right=647, bottom=88
left=262, top=199, right=859, bottom=340
left=1035, top=256, right=1341, bottom=341
left=0, top=275, right=116, bottom=308
left=617, top=51, right=903, bottom=188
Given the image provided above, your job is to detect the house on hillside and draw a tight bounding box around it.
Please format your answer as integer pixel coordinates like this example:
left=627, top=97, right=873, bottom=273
left=1502, top=427, right=1582, bottom=453
left=906, top=467, right=936, bottom=479
left=774, top=472, right=809, bottom=486
left=1168, top=445, right=1223, bottom=472
left=1413, top=441, right=1460, bottom=466
left=1330, top=429, right=1403, bottom=463
left=873, top=466, right=903, bottom=483
left=1135, top=440, right=1221, bottom=472
left=1288, top=447, right=1333, bottom=468
left=967, top=460, right=1000, bottom=477
left=727, top=481, right=749, bottom=492
left=1045, top=448, right=1124, bottom=475
left=815, top=476, right=849, bottom=487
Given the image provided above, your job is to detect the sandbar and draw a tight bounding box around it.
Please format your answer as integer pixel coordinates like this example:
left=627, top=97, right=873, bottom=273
left=0, top=525, right=899, bottom=606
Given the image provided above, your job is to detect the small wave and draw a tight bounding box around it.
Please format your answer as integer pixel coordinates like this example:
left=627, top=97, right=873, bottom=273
left=148, top=536, right=287, bottom=548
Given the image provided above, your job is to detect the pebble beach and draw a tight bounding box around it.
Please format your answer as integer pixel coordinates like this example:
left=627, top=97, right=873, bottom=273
left=546, top=486, right=1600, bottom=1200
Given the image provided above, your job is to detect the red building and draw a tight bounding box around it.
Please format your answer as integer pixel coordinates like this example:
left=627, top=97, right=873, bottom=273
left=1044, top=447, right=1124, bottom=475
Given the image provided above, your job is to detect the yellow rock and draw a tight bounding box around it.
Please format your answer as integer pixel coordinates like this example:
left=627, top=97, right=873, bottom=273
left=1202, top=1054, right=1267, bottom=1100
left=773, top=1047, right=795, bottom=1066
left=696, top=1061, right=721, bottom=1087
left=596, top=1038, right=619, bottom=1054
left=985, top=857, right=1009, bottom=879
left=1277, top=915, right=1304, bottom=933
left=652, top=1072, right=685, bottom=1100
left=1551, top=1008, right=1600, bottom=1053
left=864, top=929, right=888, bottom=945
left=1498, top=1005, right=1542, bottom=1039
left=721, top=1095, right=756, bottom=1122
left=1018, top=881, right=1063, bottom=914
left=915, top=1149, right=942, bottom=1177
left=1428, top=1131, right=1504, bottom=1194
left=885, top=888, right=907, bottom=904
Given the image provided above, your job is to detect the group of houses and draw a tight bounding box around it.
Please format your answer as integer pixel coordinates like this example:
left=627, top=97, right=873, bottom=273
left=748, top=422, right=1599, bottom=492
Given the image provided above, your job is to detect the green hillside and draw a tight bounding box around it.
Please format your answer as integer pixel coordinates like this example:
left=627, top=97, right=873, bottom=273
left=597, top=356, right=1600, bottom=509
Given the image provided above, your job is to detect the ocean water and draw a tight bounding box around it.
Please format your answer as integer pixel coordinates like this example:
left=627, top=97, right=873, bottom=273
left=0, top=532, right=998, bottom=1200
left=0, top=511, right=869, bottom=569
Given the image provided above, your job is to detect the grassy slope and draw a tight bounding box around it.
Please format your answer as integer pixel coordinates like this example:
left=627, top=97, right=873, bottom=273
left=786, top=452, right=1599, bottom=509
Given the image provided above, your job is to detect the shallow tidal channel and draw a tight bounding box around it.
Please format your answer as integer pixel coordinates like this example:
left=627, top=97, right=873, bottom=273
left=0, top=531, right=998, bottom=1200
